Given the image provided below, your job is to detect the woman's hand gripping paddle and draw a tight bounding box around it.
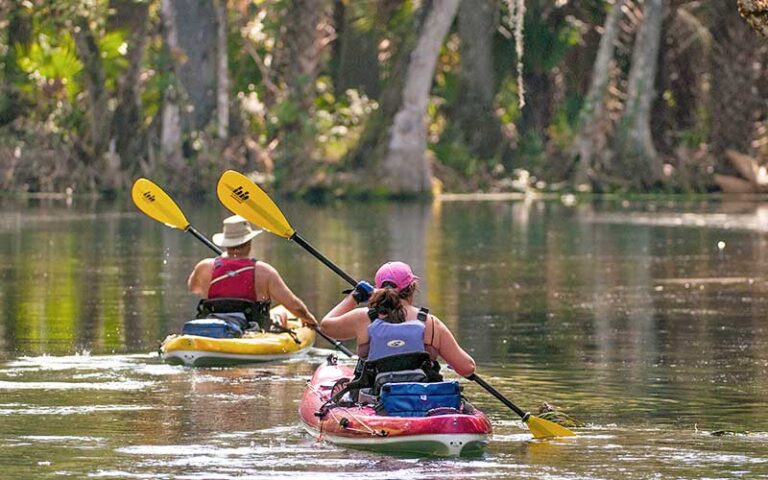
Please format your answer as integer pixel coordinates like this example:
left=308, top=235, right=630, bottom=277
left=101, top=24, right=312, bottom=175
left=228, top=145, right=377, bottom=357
left=215, top=171, right=576, bottom=439
left=216, top=170, right=355, bottom=357
left=131, top=178, right=223, bottom=255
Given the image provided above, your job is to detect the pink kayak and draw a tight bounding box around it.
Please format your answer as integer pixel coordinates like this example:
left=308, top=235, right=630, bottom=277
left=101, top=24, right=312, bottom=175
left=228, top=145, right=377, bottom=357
left=299, top=358, right=493, bottom=456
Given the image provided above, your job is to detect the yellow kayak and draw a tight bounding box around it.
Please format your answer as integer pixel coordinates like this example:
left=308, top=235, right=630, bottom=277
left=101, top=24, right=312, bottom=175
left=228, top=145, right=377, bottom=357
left=160, top=308, right=315, bottom=367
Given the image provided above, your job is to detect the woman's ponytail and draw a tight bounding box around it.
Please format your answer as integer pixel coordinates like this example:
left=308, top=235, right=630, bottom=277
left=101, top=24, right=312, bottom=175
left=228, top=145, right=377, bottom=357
left=368, top=283, right=417, bottom=324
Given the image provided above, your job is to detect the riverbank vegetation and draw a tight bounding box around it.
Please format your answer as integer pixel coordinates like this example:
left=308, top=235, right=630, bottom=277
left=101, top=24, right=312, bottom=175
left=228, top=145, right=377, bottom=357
left=0, top=0, right=767, bottom=198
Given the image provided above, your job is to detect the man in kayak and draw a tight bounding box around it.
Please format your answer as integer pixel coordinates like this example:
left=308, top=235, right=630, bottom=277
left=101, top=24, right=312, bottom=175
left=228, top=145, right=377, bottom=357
left=187, top=215, right=318, bottom=329
left=319, top=261, right=475, bottom=399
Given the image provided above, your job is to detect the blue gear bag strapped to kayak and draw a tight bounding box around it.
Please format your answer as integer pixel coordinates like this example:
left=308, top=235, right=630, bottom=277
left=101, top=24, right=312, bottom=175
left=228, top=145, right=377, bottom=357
left=181, top=317, right=244, bottom=338
left=379, top=381, right=461, bottom=417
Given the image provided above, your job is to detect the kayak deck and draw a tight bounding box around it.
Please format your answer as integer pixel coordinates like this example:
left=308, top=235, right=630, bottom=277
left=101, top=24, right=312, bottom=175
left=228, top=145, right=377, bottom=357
left=299, top=361, right=492, bottom=457
left=160, top=311, right=315, bottom=367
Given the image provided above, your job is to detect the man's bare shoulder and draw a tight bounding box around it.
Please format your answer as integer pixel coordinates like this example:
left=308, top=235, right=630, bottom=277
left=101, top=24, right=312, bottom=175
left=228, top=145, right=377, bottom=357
left=194, top=258, right=216, bottom=269
left=253, top=260, right=278, bottom=275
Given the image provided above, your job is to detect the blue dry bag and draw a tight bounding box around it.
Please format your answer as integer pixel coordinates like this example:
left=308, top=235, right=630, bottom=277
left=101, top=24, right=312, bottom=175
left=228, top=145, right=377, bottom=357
left=181, top=318, right=243, bottom=338
left=379, top=381, right=461, bottom=417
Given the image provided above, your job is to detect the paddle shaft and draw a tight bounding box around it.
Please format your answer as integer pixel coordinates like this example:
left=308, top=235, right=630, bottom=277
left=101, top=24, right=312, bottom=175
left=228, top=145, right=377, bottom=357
left=290, top=233, right=357, bottom=286
left=468, top=374, right=529, bottom=420
left=284, top=234, right=357, bottom=356
left=188, top=225, right=354, bottom=356
left=316, top=330, right=354, bottom=357
left=188, top=226, right=223, bottom=254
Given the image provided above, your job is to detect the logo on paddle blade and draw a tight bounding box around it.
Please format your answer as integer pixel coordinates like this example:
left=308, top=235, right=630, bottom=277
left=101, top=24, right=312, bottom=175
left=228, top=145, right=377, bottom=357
left=142, top=191, right=156, bottom=202
left=231, top=185, right=250, bottom=203
left=387, top=339, right=406, bottom=348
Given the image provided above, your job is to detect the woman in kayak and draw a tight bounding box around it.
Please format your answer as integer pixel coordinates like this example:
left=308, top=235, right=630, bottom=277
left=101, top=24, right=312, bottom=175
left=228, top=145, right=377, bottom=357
left=187, top=215, right=317, bottom=329
left=320, top=261, right=475, bottom=378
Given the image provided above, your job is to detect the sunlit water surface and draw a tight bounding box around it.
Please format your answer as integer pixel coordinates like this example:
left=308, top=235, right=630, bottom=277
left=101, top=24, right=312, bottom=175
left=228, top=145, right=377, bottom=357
left=1, top=196, right=767, bottom=479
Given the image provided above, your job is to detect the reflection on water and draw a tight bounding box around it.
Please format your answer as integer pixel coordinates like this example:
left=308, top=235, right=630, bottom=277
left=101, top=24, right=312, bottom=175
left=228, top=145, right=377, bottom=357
left=1, top=196, right=768, bottom=478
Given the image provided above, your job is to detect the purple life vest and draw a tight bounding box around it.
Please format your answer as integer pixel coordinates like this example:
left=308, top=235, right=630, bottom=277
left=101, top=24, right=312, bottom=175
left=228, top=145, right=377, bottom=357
left=366, top=308, right=429, bottom=361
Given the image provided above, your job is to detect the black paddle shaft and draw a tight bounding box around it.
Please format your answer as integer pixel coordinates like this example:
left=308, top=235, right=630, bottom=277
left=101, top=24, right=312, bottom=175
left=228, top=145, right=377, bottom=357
left=188, top=226, right=223, bottom=255
left=469, top=374, right=529, bottom=420
left=315, top=330, right=354, bottom=357
left=290, top=233, right=357, bottom=286
left=288, top=233, right=357, bottom=357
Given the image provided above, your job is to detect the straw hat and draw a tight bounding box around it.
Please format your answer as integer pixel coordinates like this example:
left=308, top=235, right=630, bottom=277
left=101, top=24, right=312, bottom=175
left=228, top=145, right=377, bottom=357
left=212, top=215, right=262, bottom=248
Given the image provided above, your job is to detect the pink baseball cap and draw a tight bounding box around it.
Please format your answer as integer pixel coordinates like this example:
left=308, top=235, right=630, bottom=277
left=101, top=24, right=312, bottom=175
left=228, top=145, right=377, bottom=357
left=375, top=261, right=418, bottom=290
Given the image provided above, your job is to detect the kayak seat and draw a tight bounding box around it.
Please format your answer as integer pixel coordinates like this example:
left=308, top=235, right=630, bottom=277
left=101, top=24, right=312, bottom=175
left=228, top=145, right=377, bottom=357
left=373, top=369, right=429, bottom=393
left=196, top=297, right=271, bottom=331
left=330, top=352, right=442, bottom=403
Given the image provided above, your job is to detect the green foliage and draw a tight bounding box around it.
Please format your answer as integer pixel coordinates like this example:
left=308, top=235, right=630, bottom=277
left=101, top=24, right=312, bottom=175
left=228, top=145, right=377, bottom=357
left=141, top=34, right=174, bottom=124
left=495, top=77, right=522, bottom=127
left=313, top=82, right=378, bottom=162
left=521, top=5, right=583, bottom=73
left=517, top=130, right=546, bottom=171
left=11, top=0, right=132, bottom=117
left=273, top=98, right=300, bottom=125
left=97, top=31, right=129, bottom=92
left=0, top=0, right=741, bottom=194
left=16, top=33, right=82, bottom=101
left=432, top=33, right=461, bottom=104
left=547, top=94, right=581, bottom=151
left=344, top=0, right=378, bottom=33
left=432, top=135, right=478, bottom=177
left=678, top=118, right=710, bottom=148
left=675, top=92, right=711, bottom=148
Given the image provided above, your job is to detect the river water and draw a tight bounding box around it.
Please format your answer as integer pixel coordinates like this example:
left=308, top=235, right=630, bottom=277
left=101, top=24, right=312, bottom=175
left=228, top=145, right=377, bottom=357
left=1, top=195, right=767, bottom=479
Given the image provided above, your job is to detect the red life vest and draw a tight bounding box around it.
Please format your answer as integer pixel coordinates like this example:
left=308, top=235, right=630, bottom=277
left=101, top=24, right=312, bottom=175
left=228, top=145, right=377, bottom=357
left=207, top=257, right=257, bottom=301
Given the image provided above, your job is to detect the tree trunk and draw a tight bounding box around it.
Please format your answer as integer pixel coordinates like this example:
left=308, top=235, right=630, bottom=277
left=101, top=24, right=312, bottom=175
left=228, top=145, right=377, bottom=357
left=454, top=0, right=502, bottom=160
left=517, top=1, right=560, bottom=140
left=273, top=0, right=333, bottom=189
left=333, top=1, right=381, bottom=99
left=276, top=0, right=331, bottom=113
left=0, top=0, right=31, bottom=126
left=611, top=0, right=664, bottom=190
left=73, top=16, right=111, bottom=185
left=711, top=1, right=766, bottom=170
left=569, top=0, right=626, bottom=188
left=215, top=0, right=229, bottom=139
left=653, top=4, right=710, bottom=152
left=342, top=2, right=419, bottom=180
left=159, top=0, right=186, bottom=181
left=162, top=0, right=218, bottom=132
left=108, top=0, right=150, bottom=190
left=519, top=69, right=554, bottom=138
left=382, top=0, right=461, bottom=195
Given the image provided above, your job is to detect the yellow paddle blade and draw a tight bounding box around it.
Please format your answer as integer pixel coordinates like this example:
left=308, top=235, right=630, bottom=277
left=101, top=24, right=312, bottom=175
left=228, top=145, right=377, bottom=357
left=525, top=415, right=577, bottom=439
left=216, top=170, right=296, bottom=239
left=131, top=178, right=190, bottom=230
